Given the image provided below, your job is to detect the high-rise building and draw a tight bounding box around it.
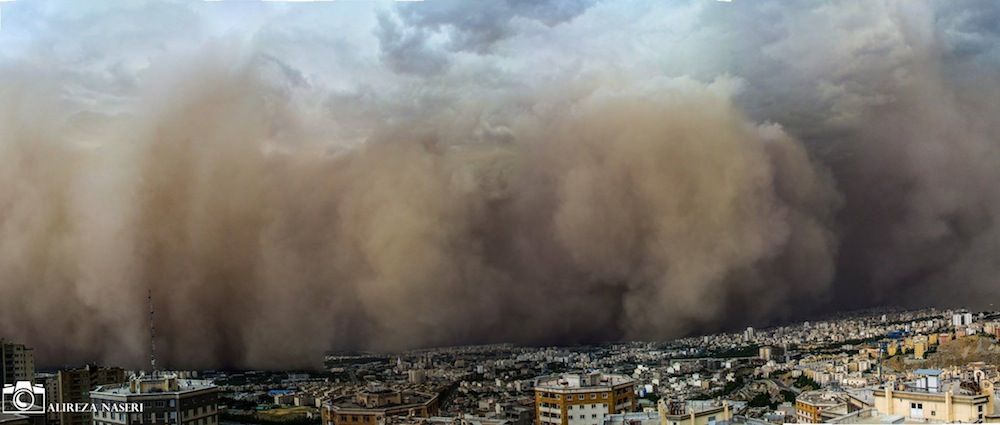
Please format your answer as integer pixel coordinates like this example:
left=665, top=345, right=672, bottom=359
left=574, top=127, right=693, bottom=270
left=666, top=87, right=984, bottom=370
left=758, top=345, right=784, bottom=362
left=89, top=374, right=218, bottom=425
left=953, top=312, right=973, bottom=327
left=743, top=327, right=755, bottom=342
left=534, top=372, right=636, bottom=425
left=46, top=365, right=126, bottom=425
left=0, top=340, right=35, bottom=386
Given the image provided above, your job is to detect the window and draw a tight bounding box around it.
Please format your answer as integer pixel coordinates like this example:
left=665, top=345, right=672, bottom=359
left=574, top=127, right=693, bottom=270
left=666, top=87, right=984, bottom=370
left=578, top=395, right=584, bottom=400
left=590, top=394, right=597, bottom=400
left=602, top=394, right=608, bottom=399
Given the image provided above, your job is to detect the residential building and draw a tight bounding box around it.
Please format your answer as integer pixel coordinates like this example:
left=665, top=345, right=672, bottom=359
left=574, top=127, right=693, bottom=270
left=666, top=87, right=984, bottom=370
left=0, top=340, right=34, bottom=386
left=655, top=400, right=732, bottom=425
left=953, top=313, right=973, bottom=327
left=913, top=337, right=928, bottom=360
left=795, top=391, right=848, bottom=423
left=321, top=384, right=440, bottom=425
left=89, top=374, right=218, bottom=425
left=534, top=372, right=636, bottom=425
left=873, top=370, right=993, bottom=423
left=51, top=365, right=126, bottom=425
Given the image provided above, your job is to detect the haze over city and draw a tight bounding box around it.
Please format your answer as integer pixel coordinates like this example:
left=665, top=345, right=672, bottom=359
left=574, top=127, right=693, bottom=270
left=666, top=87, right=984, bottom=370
left=2, top=0, right=1000, bottom=372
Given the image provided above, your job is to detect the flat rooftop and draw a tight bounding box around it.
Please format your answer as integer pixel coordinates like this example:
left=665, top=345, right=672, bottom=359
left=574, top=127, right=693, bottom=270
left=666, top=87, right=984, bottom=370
left=93, top=376, right=215, bottom=396
left=535, top=372, right=634, bottom=391
left=798, top=390, right=847, bottom=406
left=327, top=390, right=436, bottom=411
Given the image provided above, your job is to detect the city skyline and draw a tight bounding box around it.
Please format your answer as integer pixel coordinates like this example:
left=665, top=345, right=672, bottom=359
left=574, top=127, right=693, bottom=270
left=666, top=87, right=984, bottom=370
left=5, top=305, right=1000, bottom=424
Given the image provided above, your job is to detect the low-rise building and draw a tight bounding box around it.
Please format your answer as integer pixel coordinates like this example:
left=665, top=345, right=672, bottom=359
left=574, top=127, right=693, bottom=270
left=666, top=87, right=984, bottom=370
left=321, top=385, right=440, bottom=425
left=873, top=370, right=993, bottom=423
left=655, top=400, right=733, bottom=425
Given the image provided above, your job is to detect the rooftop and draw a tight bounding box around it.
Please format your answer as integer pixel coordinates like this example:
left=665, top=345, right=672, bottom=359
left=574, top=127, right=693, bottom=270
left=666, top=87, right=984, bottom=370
left=326, top=388, right=437, bottom=412
left=93, top=374, right=215, bottom=396
left=535, top=372, right=634, bottom=391
left=797, top=390, right=848, bottom=407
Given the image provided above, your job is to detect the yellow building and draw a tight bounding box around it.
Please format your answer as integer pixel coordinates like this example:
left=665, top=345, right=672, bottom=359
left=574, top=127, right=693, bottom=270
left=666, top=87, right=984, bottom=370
left=914, top=337, right=928, bottom=360
left=874, top=372, right=994, bottom=423
left=535, top=372, right=636, bottom=425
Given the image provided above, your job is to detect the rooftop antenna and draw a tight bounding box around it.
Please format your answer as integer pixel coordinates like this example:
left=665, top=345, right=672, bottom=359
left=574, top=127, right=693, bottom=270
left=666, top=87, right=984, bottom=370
left=148, top=288, right=157, bottom=376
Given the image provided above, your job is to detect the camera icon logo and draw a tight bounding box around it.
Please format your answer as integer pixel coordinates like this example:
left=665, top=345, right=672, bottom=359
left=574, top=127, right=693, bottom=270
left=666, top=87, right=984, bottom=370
left=2, top=381, right=46, bottom=414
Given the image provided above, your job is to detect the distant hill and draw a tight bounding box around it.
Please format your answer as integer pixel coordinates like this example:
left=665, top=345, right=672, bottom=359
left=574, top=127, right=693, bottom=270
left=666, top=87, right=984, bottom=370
left=891, top=336, right=1000, bottom=371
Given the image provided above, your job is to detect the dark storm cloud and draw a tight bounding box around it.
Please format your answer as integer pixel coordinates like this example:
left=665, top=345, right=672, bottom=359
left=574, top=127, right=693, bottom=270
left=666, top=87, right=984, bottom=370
left=1, top=0, right=1000, bottom=369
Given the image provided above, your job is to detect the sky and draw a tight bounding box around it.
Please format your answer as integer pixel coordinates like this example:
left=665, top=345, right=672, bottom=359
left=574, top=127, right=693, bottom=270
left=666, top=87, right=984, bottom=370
left=1, top=0, right=1000, bottom=370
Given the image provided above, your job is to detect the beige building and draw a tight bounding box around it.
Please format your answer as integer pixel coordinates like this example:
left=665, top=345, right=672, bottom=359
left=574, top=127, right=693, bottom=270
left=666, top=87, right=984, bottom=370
left=656, top=400, right=731, bottom=425
left=535, top=373, right=635, bottom=425
left=874, top=370, right=993, bottom=423
left=914, top=337, right=928, bottom=360
left=322, top=385, right=439, bottom=425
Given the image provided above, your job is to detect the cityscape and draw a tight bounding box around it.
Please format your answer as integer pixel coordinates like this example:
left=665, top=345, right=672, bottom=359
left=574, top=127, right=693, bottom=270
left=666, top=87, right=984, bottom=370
left=7, top=308, right=1000, bottom=424
left=4, top=1, right=1000, bottom=425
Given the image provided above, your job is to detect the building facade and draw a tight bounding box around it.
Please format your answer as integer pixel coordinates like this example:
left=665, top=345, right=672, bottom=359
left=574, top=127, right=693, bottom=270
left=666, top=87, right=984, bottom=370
left=89, top=375, right=218, bottom=425
left=46, top=365, right=127, bottom=425
left=874, top=380, right=992, bottom=423
left=0, top=340, right=34, bottom=386
left=655, top=400, right=732, bottom=425
left=534, top=373, right=636, bottom=425
left=795, top=391, right=848, bottom=423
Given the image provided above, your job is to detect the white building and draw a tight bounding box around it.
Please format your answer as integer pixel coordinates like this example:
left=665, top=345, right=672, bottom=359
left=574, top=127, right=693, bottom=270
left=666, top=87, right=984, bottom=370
left=953, top=313, right=973, bottom=327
